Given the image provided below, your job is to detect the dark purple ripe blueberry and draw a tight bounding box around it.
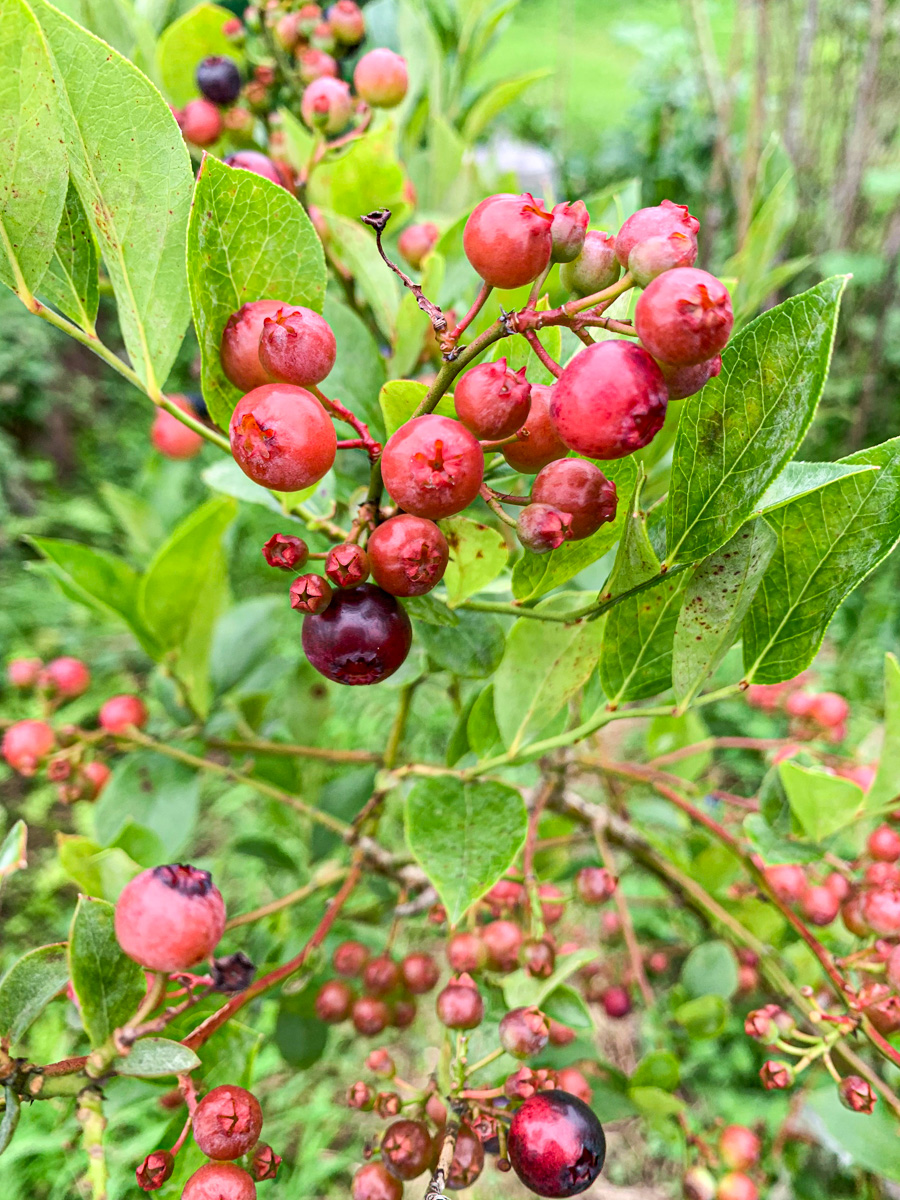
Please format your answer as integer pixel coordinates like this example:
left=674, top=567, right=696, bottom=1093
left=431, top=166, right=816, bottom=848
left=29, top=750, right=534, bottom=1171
left=196, top=55, right=242, bottom=105
left=507, top=1090, right=606, bottom=1197
left=301, top=583, right=412, bottom=686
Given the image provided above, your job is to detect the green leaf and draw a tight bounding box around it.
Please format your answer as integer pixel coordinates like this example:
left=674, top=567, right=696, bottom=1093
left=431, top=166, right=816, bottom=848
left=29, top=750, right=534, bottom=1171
left=743, top=812, right=823, bottom=865
left=440, top=515, right=508, bottom=606
left=379, top=379, right=455, bottom=438
left=30, top=0, right=193, bottom=392
left=461, top=69, right=551, bottom=141
left=68, top=896, right=146, bottom=1048
left=502, top=948, right=597, bottom=1011
left=779, top=761, right=864, bottom=841
left=541, top=983, right=593, bottom=1030
left=494, top=599, right=605, bottom=754
left=666, top=277, right=849, bottom=565
left=680, top=941, right=739, bottom=999
left=99, top=481, right=166, bottom=559
left=645, top=711, right=711, bottom=781
left=157, top=4, right=237, bottom=107
left=37, top=179, right=99, bottom=333
left=672, top=518, right=777, bottom=708
left=93, top=752, right=201, bottom=859
left=202, top=456, right=310, bottom=515
left=321, top=209, right=399, bottom=340
left=628, top=1086, right=686, bottom=1119
left=403, top=593, right=459, bottom=627
left=117, top=1037, right=201, bottom=1077
left=0, top=0, right=68, bottom=302
left=417, top=610, right=505, bottom=679
left=56, top=834, right=142, bottom=900
left=309, top=122, right=406, bottom=221
left=511, top=458, right=636, bottom=601
left=405, top=777, right=527, bottom=924
left=742, top=437, right=900, bottom=683
left=0, top=944, right=68, bottom=1045
left=867, top=654, right=900, bottom=812
left=51, top=0, right=158, bottom=73
left=806, top=1084, right=900, bottom=1181
left=467, top=683, right=501, bottom=756
left=323, top=292, right=387, bottom=443
left=673, top=994, right=728, bottom=1039
left=631, top=1050, right=680, bottom=1092
left=755, top=460, right=878, bottom=514
left=0, top=1087, right=20, bottom=1155
left=187, top=154, right=326, bottom=429
left=0, top=820, right=27, bottom=884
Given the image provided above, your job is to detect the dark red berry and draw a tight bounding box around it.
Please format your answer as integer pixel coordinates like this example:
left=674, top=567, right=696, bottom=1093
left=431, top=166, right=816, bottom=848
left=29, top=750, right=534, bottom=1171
left=539, top=884, right=565, bottom=925
left=601, top=986, right=631, bottom=1019
left=575, top=867, right=616, bottom=904
left=485, top=879, right=525, bottom=912
left=381, top=415, right=483, bottom=521
left=333, top=940, right=370, bottom=976
left=302, top=583, right=412, bottom=686
left=634, top=268, right=733, bottom=367
left=382, top=1119, right=432, bottom=1180
left=221, top=300, right=285, bottom=391
left=628, top=230, right=697, bottom=287
left=550, top=201, right=589, bottom=264
left=258, top=307, right=337, bottom=387
left=182, top=1162, right=256, bottom=1200
left=262, top=532, right=309, bottom=570
left=658, top=355, right=721, bottom=401
left=229, top=384, right=336, bottom=492
left=352, top=1162, right=402, bottom=1200
left=2, top=719, right=55, bottom=775
left=447, top=1125, right=485, bottom=1190
left=315, top=979, right=354, bottom=1022
left=250, top=1143, right=282, bottom=1181
left=502, top=383, right=568, bottom=474
left=400, top=953, right=439, bottom=994
left=363, top=955, right=401, bottom=997
left=325, top=544, right=370, bottom=589
left=464, top=193, right=554, bottom=291
left=179, top=98, right=223, bottom=146
left=436, top=978, right=484, bottom=1029
left=301, top=76, right=353, bottom=133
left=192, top=1084, right=263, bottom=1161
left=398, top=222, right=439, bottom=270
left=508, top=1089, right=606, bottom=1197
left=838, top=1075, right=877, bottom=1114
left=614, top=199, right=699, bottom=268
left=367, top=515, right=449, bottom=597
left=517, top=504, right=573, bottom=554
left=455, top=359, right=531, bottom=441
left=224, top=150, right=293, bottom=191
left=481, top=920, right=523, bottom=971
left=523, top=938, right=556, bottom=979
left=196, top=55, right=242, bottom=104
left=550, top=340, right=668, bottom=460
left=353, top=48, right=408, bottom=108
left=114, top=864, right=225, bottom=972
left=560, top=230, right=619, bottom=297
left=290, top=574, right=333, bottom=614
left=352, top=996, right=391, bottom=1036
left=499, top=1006, right=550, bottom=1058
left=532, top=459, right=617, bottom=540
left=548, top=1020, right=577, bottom=1047
left=446, top=931, right=486, bottom=973
left=136, top=1150, right=174, bottom=1191
left=391, top=998, right=417, bottom=1028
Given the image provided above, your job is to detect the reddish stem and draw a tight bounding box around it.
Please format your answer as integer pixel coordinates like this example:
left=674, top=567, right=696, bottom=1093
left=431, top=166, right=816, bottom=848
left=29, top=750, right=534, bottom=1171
left=446, top=282, right=493, bottom=352
left=312, top=386, right=382, bottom=460
left=523, top=330, right=563, bottom=378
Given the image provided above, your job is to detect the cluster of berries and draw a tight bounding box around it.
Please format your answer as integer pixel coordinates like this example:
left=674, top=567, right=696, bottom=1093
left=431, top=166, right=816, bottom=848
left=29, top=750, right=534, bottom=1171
left=2, top=655, right=147, bottom=800
left=746, top=674, right=851, bottom=744
left=314, top=942, right=439, bottom=1036
left=683, top=1124, right=762, bottom=1200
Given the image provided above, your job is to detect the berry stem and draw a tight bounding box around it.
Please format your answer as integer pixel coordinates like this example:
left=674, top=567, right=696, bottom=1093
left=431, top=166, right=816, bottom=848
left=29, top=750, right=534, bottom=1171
left=360, top=208, right=449, bottom=340
left=593, top=824, right=654, bottom=1007
left=311, top=385, right=382, bottom=460
left=465, top=1046, right=504, bottom=1078
left=423, top=1109, right=462, bottom=1200
left=479, top=484, right=518, bottom=529
left=204, top=736, right=379, bottom=764
left=225, top=863, right=350, bottom=929
left=445, top=281, right=493, bottom=353
left=76, top=1087, right=108, bottom=1200
left=647, top=735, right=795, bottom=768
left=522, top=329, right=563, bottom=378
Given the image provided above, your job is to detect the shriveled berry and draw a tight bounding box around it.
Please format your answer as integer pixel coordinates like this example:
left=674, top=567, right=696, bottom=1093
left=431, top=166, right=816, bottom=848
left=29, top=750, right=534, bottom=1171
left=151, top=397, right=204, bottom=459
left=446, top=931, right=486, bottom=973
left=375, top=1091, right=401, bottom=1118
left=719, top=1125, right=760, bottom=1171
left=6, top=657, right=42, bottom=688
left=136, top=1150, right=174, bottom=1191
left=315, top=978, right=354, bottom=1022
left=575, top=867, right=616, bottom=904
left=182, top=1162, right=256, bottom=1200
left=508, top=1089, right=606, bottom=1197
left=463, top=193, right=554, bottom=291
left=352, top=995, right=391, bottom=1036
left=363, top=955, right=401, bottom=997
left=550, top=340, right=668, bottom=460
left=763, top=864, right=806, bottom=904
left=258, top=306, right=337, bottom=387
left=556, top=1068, right=591, bottom=1104
left=367, top=516, right=448, bottom=597
left=482, top=919, right=522, bottom=971
left=839, top=1075, right=877, bottom=1114
left=352, top=1162, right=402, bottom=1200
left=659, top=355, right=722, bottom=401
left=381, top=415, right=483, bottom=520
left=221, top=300, right=285, bottom=391
left=196, top=55, right=242, bottom=104
left=517, top=504, right=573, bottom=554
left=759, top=1060, right=793, bottom=1090
left=329, top=0, right=365, bottom=44
left=499, top=1006, right=550, bottom=1058
left=302, top=584, right=412, bottom=686
left=250, top=1144, right=281, bottom=1181
left=455, top=359, right=531, bottom=442
left=114, top=864, right=225, bottom=972
left=263, top=532, right=309, bottom=571
left=382, top=1119, right=432, bottom=1180
left=301, top=76, right=353, bottom=133
left=347, top=1081, right=375, bottom=1109
left=398, top=222, right=440, bottom=270
left=601, top=986, right=631, bottom=1019
left=550, top=201, right=589, bottom=264
left=333, top=940, right=370, bottom=976
left=290, top=574, right=333, bottom=614
left=560, top=230, right=619, bottom=298
left=447, top=1125, right=485, bottom=1190
left=502, top=383, right=568, bottom=474
left=179, top=98, right=223, bottom=146
left=436, top=978, right=484, bottom=1029
left=717, top=1173, right=757, bottom=1200
left=635, top=268, right=733, bottom=367
left=211, top=950, right=255, bottom=993
left=400, top=952, right=439, bottom=994
left=297, top=48, right=339, bottom=84
left=193, top=1084, right=263, bottom=1161
left=615, top=199, right=699, bottom=268
left=800, top=885, right=840, bottom=926
left=326, top=544, right=370, bottom=589
left=229, top=384, right=336, bottom=492
left=2, top=719, right=55, bottom=775
left=99, top=694, right=148, bottom=733
left=532, top=459, right=617, bottom=540
left=353, top=49, right=408, bottom=108
left=224, top=150, right=293, bottom=191
left=628, top=231, right=697, bottom=287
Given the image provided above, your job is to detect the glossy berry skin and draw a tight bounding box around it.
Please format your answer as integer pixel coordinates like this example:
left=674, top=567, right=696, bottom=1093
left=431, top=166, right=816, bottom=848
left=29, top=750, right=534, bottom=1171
left=398, top=222, right=440, bottom=270
left=550, top=340, right=668, bottom=460
left=179, top=98, right=223, bottom=146
left=508, top=1090, right=606, bottom=1198
left=301, top=76, right=353, bottom=133
left=447, top=1125, right=485, bottom=1190
left=193, top=1084, right=263, bottom=1161
left=575, top=867, right=616, bottom=904
left=482, top=919, right=523, bottom=971
left=659, top=354, right=721, bottom=401
left=382, top=1119, right=432, bottom=1180
left=99, top=694, right=148, bottom=733
left=333, top=939, right=369, bottom=975
left=447, top=931, right=486, bottom=973
left=329, top=0, right=365, bottom=44
left=224, top=150, right=292, bottom=191
left=196, top=55, right=242, bottom=104
left=6, top=657, right=42, bottom=688
left=614, top=199, right=699, bottom=268
left=262, top=532, right=308, bottom=571
left=503, top=384, right=569, bottom=474
left=635, top=269, right=733, bottom=367
left=367, top=516, right=449, bottom=597
left=352, top=995, right=391, bottom=1036
left=114, top=864, right=225, bottom=972
left=400, top=952, right=439, bottom=994
left=436, top=978, right=484, bottom=1029
left=719, top=1125, right=760, bottom=1171
left=221, top=300, right=285, bottom=391
left=381, top=415, right=483, bottom=520
left=42, top=656, right=90, bottom=699
left=628, top=231, right=697, bottom=287
left=363, top=955, right=401, bottom=996
left=182, top=1162, right=256, bottom=1200
left=354, top=49, right=408, bottom=108
left=550, top=201, right=589, bottom=263
left=499, top=1006, right=550, bottom=1058
left=352, top=1163, right=402, bottom=1200
left=315, top=979, right=354, bottom=1022
left=463, top=193, right=554, bottom=291
left=560, top=231, right=619, bottom=298
left=258, top=306, right=337, bottom=387
left=717, top=1173, right=757, bottom=1200
left=532, top=459, right=617, bottom=540
left=869, top=824, right=900, bottom=862
left=297, top=48, right=339, bottom=84
left=290, top=574, right=333, bottom=614
left=455, top=359, right=531, bottom=441
left=151, top=398, right=205, bottom=459
left=135, top=1149, right=174, bottom=1191
left=229, top=384, right=336, bottom=492
left=325, top=544, right=370, bottom=589
left=517, top=504, right=573, bottom=554
left=302, top=584, right=412, bottom=686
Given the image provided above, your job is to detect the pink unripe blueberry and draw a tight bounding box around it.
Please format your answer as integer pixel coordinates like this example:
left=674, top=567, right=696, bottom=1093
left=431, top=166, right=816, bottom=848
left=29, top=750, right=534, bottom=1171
left=615, top=199, right=699, bottom=268
left=560, top=230, right=619, bottom=297
left=635, top=268, right=733, bottom=367
left=886, top=943, right=900, bottom=990
left=550, top=340, right=668, bottom=460
left=838, top=1075, right=877, bottom=1114
left=297, top=48, right=339, bottom=84
left=550, top=200, right=589, bottom=263
left=499, top=1006, right=550, bottom=1058
left=380, top=414, right=483, bottom=520
left=315, top=978, right=354, bottom=1021
left=136, top=1149, right=174, bottom=1191
left=325, top=543, right=370, bottom=589
left=250, top=1144, right=282, bottom=1182
left=575, top=866, right=617, bottom=904
left=717, top=1172, right=757, bottom=1200
left=42, top=656, right=91, bottom=699
left=601, top=985, right=632, bottom=1019
left=481, top=919, right=523, bottom=971
left=301, top=76, right=353, bottom=133
left=310, top=18, right=336, bottom=51
left=719, top=1125, right=760, bottom=1171
left=82, top=760, right=112, bottom=799
left=549, top=1020, right=577, bottom=1048
left=262, top=532, right=309, bottom=571
left=179, top=98, right=223, bottom=146
left=182, top=1162, right=256, bottom=1200
left=516, top=503, right=573, bottom=554
left=628, top=230, right=697, bottom=287
left=862, top=885, right=900, bottom=936
left=151, top=396, right=204, bottom=459
left=455, top=359, right=531, bottom=442
left=398, top=222, right=440, bottom=270
left=463, top=193, right=554, bottom=291
left=556, top=1067, right=591, bottom=1104
left=99, top=694, right=148, bottom=733
left=532, top=458, right=618, bottom=540
left=274, top=10, right=303, bottom=50
left=800, top=884, right=840, bottom=926
left=502, top=383, right=568, bottom=474
left=290, top=573, right=333, bottom=614
left=229, top=384, right=337, bottom=492
left=659, top=354, right=722, bottom=401
left=763, top=863, right=806, bottom=903
left=808, top=691, right=849, bottom=728
left=785, top=690, right=815, bottom=717
left=366, top=515, right=448, bottom=597
left=6, top=657, right=42, bottom=688
left=258, top=306, right=336, bottom=387
left=436, top=976, right=484, bottom=1029
left=329, top=0, right=365, bottom=44
left=869, top=824, right=900, bottom=862
left=353, top=48, right=408, bottom=108
left=114, top=863, right=226, bottom=972
left=221, top=300, right=285, bottom=392
left=224, top=150, right=293, bottom=191
left=446, top=931, right=486, bottom=973
left=193, top=1084, right=263, bottom=1161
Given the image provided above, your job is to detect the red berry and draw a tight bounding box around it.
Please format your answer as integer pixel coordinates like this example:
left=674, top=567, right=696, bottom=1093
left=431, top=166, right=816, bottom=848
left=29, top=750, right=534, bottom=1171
left=575, top=867, right=617, bottom=904
left=532, top=459, right=617, bottom=540
left=539, top=884, right=565, bottom=924
left=550, top=201, right=589, bottom=264
left=382, top=1119, right=432, bottom=1180
left=352, top=995, right=391, bottom=1036
left=647, top=950, right=669, bottom=975
left=719, top=1125, right=760, bottom=1171
left=136, top=1150, right=174, bottom=1191
left=516, top=503, right=573, bottom=554
left=446, top=931, right=486, bottom=973
left=499, top=1006, right=550, bottom=1058
left=560, top=230, right=619, bottom=298
left=717, top=1173, right=757, bottom=1200
left=842, top=894, right=868, bottom=937
left=179, top=98, right=223, bottom=146
left=352, top=1162, right=403, bottom=1200
left=862, top=982, right=900, bottom=1035
left=447, top=1125, right=485, bottom=1190
left=366, top=1047, right=395, bottom=1077
left=455, top=359, right=531, bottom=442
left=325, top=544, right=370, bottom=589
left=508, top=1089, right=606, bottom=1198
left=502, top=383, right=568, bottom=474
left=290, top=573, right=333, bottom=614
left=196, top=55, right=242, bottom=104
left=800, top=884, right=840, bottom=926
left=400, top=952, right=439, bottom=994
left=550, top=341, right=668, bottom=460
left=41, top=656, right=90, bottom=699
left=481, top=919, right=523, bottom=972
left=763, top=864, right=806, bottom=904
left=329, top=0, right=365, bottom=44
left=302, top=583, right=412, bottom=685
left=221, top=300, right=285, bottom=392
left=863, top=885, right=900, bottom=935
left=262, top=532, right=309, bottom=571
left=315, top=978, right=354, bottom=1022
left=82, top=760, right=111, bottom=799
left=628, top=230, right=697, bottom=287
left=258, top=307, right=336, bottom=387
left=99, top=694, right=148, bottom=733
left=6, top=657, right=42, bottom=688
left=151, top=397, right=205, bottom=459
left=601, top=986, right=631, bottom=1019
left=381, top=415, right=483, bottom=520
left=182, top=1162, right=256, bottom=1200
left=808, top=691, right=849, bottom=728
left=485, top=878, right=525, bottom=913
left=333, top=940, right=370, bottom=976
left=363, top=955, right=401, bottom=997
left=548, top=1019, right=576, bottom=1047
left=367, top=516, right=449, bottom=597
left=398, top=222, right=440, bottom=270
left=353, top=49, right=408, bottom=108
left=615, top=199, right=699, bottom=268
left=193, top=1084, right=263, bottom=1161
left=824, top=872, right=851, bottom=901
left=658, top=354, right=722, bottom=401
left=759, top=1060, right=793, bottom=1090
left=224, top=150, right=293, bottom=191
left=556, top=1068, right=591, bottom=1104
left=297, top=48, right=339, bottom=83
left=250, top=1143, right=282, bottom=1181
left=2, top=719, right=55, bottom=775
left=635, top=268, right=733, bottom=367
left=229, top=384, right=336, bottom=492
left=301, top=76, right=353, bottom=133
left=523, top=937, right=556, bottom=978
left=869, top=824, right=900, bottom=862
left=347, top=1081, right=375, bottom=1109
left=114, top=864, right=226, bottom=972
left=375, top=1090, right=402, bottom=1118
left=785, top=690, right=815, bottom=717
left=463, top=193, right=554, bottom=291
left=391, top=997, right=417, bottom=1028
left=838, top=1075, right=877, bottom=1114
left=435, top=978, right=484, bottom=1029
